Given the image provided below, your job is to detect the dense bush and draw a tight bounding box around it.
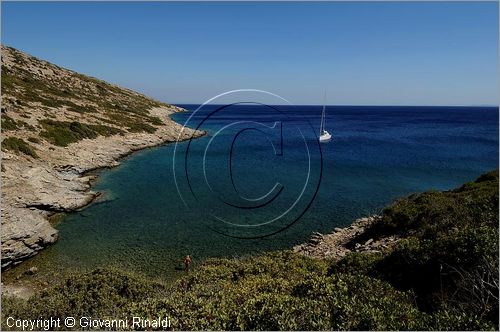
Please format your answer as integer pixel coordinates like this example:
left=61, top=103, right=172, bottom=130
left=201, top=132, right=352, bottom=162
left=104, top=112, right=158, bottom=134
left=130, top=273, right=426, bottom=330
left=1, top=115, right=35, bottom=132
left=126, top=122, right=157, bottom=134
left=2, top=252, right=494, bottom=331
left=334, top=170, right=499, bottom=326
left=375, top=170, right=498, bottom=236
left=40, top=119, right=123, bottom=146
left=1, top=115, right=19, bottom=131
left=2, top=269, right=167, bottom=321
left=1, top=137, right=38, bottom=158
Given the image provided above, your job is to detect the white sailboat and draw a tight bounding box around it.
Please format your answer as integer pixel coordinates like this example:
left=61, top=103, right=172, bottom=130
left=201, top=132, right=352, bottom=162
left=319, top=93, right=332, bottom=143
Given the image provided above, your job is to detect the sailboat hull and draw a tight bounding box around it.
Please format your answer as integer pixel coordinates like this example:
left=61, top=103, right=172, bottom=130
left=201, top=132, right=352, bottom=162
left=319, top=131, right=332, bottom=143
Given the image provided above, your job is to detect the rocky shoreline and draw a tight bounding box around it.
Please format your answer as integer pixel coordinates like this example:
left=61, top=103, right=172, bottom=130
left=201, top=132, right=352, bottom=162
left=1, top=107, right=205, bottom=269
left=293, top=215, right=400, bottom=260
left=2, top=214, right=396, bottom=299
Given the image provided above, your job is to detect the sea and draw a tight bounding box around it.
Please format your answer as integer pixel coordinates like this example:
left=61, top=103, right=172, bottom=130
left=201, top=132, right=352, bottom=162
left=8, top=105, right=498, bottom=281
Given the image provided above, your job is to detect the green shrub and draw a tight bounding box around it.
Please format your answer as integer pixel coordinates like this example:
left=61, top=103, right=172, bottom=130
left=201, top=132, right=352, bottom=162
left=147, top=116, right=163, bottom=126
left=40, top=119, right=123, bottom=147
left=126, top=122, right=157, bottom=134
left=1, top=115, right=18, bottom=131
left=3, top=252, right=494, bottom=331
left=39, top=97, right=66, bottom=108
left=354, top=171, right=499, bottom=324
left=1, top=269, right=168, bottom=331
left=329, top=251, right=383, bottom=276
left=67, top=104, right=96, bottom=113
left=375, top=170, right=498, bottom=236
left=2, top=137, right=38, bottom=158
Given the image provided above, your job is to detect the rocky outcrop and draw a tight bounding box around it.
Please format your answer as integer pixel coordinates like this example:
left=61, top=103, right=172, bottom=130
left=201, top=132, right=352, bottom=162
left=294, top=216, right=400, bottom=260
left=1, top=207, right=58, bottom=268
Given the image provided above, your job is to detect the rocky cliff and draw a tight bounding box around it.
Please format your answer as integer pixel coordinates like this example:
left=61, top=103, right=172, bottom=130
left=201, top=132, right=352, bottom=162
left=1, top=45, right=202, bottom=269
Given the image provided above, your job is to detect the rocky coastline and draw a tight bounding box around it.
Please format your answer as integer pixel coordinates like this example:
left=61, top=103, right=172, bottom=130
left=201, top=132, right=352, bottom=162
left=1, top=108, right=205, bottom=270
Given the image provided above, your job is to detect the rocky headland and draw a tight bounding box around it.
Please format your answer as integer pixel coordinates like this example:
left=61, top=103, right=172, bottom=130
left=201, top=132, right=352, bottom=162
left=293, top=215, right=400, bottom=260
left=1, top=46, right=204, bottom=269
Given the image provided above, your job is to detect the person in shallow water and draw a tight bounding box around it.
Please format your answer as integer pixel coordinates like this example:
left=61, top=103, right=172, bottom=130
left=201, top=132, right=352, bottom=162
left=184, top=255, right=192, bottom=271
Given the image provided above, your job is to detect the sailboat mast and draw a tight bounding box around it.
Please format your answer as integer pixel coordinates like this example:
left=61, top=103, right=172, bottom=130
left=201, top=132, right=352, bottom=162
left=320, top=91, right=326, bottom=135
left=320, top=107, right=325, bottom=134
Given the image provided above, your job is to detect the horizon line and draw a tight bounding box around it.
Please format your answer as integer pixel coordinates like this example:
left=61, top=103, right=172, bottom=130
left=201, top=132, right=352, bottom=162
left=172, top=103, right=499, bottom=108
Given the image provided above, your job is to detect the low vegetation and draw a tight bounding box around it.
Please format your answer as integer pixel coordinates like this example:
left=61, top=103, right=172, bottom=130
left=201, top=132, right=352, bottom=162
left=1, top=171, right=498, bottom=330
left=1, top=45, right=171, bottom=149
left=1, top=114, right=35, bottom=132
left=1, top=114, right=19, bottom=131
left=349, top=170, right=499, bottom=324
left=27, top=136, right=40, bottom=144
left=39, top=119, right=124, bottom=147
left=1, top=137, right=38, bottom=158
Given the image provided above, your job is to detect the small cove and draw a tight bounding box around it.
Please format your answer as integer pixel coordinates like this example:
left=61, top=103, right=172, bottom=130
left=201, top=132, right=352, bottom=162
left=4, top=105, right=498, bottom=285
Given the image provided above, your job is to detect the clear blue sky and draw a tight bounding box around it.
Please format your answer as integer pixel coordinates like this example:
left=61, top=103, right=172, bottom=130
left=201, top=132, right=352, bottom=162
left=2, top=2, right=498, bottom=106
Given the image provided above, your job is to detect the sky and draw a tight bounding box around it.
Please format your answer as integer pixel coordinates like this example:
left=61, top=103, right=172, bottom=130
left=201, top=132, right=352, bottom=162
left=2, top=2, right=498, bottom=106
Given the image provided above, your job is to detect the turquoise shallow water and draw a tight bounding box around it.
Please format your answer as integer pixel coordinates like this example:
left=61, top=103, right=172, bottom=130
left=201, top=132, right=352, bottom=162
left=11, top=105, right=498, bottom=281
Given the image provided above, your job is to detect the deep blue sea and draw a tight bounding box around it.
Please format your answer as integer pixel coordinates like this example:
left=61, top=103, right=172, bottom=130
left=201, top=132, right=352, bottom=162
left=16, top=105, right=499, bottom=280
